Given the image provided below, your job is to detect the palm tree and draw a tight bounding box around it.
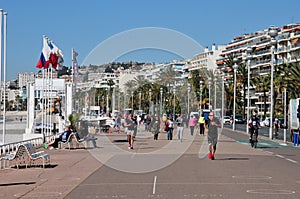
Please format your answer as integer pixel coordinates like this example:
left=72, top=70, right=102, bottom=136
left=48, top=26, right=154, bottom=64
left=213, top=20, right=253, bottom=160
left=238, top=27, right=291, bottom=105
left=273, top=61, right=300, bottom=116
left=134, top=75, right=148, bottom=86
left=236, top=61, right=248, bottom=118
left=223, top=55, right=248, bottom=117
left=157, top=66, right=176, bottom=86
left=282, top=61, right=300, bottom=99
left=124, top=80, right=136, bottom=109
left=252, top=74, right=270, bottom=118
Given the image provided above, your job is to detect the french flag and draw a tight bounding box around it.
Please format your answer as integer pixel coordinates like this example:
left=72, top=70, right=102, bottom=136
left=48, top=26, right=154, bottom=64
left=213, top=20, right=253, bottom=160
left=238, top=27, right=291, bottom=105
left=36, top=36, right=51, bottom=69
left=36, top=36, right=64, bottom=69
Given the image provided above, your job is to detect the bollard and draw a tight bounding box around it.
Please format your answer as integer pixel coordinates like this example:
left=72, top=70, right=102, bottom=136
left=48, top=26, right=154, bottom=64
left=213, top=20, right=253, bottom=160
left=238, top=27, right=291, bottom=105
left=294, top=132, right=299, bottom=146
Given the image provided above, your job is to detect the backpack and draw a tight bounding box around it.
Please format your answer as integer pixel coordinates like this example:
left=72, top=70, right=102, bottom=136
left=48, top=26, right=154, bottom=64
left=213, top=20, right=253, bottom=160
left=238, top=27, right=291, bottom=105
left=164, top=120, right=169, bottom=131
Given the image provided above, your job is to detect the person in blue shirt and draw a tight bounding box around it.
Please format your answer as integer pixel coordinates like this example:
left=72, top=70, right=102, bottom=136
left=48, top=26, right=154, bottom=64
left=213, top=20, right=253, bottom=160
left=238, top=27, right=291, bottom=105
left=45, top=125, right=73, bottom=149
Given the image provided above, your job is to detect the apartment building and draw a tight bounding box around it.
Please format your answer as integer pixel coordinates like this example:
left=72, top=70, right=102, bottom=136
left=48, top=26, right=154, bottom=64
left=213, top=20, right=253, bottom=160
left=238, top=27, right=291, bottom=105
left=219, top=23, right=300, bottom=116
left=17, top=72, right=35, bottom=88
left=185, top=44, right=226, bottom=72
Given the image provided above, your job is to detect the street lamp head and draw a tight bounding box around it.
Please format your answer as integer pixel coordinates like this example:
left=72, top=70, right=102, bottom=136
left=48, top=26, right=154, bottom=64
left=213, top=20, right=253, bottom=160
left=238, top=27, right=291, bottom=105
left=268, top=25, right=278, bottom=38
left=233, top=63, right=238, bottom=71
left=247, top=47, right=252, bottom=54
left=208, top=77, right=212, bottom=85
left=233, top=57, right=238, bottom=63
left=270, top=38, right=277, bottom=46
left=233, top=58, right=238, bottom=70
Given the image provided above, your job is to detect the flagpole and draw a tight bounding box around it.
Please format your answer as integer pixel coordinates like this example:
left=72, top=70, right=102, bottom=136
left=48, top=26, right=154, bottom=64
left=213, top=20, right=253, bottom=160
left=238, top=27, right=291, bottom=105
left=41, top=36, right=46, bottom=141
left=3, top=11, right=7, bottom=144
left=0, top=9, right=3, bottom=144
left=46, top=64, right=49, bottom=136
left=42, top=68, right=45, bottom=141
left=72, top=48, right=74, bottom=115
left=49, top=39, right=53, bottom=135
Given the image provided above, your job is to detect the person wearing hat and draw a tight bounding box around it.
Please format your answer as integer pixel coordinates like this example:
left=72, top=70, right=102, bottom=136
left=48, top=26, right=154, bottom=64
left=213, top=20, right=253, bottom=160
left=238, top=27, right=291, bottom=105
left=248, top=112, right=261, bottom=147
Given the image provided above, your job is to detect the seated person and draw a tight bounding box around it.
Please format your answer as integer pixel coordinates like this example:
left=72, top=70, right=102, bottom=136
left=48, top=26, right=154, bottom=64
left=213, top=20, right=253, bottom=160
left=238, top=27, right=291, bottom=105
left=83, top=127, right=98, bottom=148
left=76, top=121, right=89, bottom=140
left=75, top=121, right=97, bottom=148
left=45, top=125, right=73, bottom=149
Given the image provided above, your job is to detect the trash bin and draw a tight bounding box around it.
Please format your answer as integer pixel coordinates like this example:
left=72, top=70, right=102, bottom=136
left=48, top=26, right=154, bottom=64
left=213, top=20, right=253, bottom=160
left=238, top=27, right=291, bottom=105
left=294, top=131, right=299, bottom=146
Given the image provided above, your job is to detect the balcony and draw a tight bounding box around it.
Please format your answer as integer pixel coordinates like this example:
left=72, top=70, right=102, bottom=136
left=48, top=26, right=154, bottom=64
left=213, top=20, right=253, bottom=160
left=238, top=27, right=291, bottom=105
left=252, top=69, right=271, bottom=75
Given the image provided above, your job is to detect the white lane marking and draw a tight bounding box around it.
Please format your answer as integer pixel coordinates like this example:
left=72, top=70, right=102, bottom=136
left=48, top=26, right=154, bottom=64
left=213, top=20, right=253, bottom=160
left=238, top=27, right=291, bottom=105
left=285, top=158, right=298, bottom=164
left=232, top=175, right=272, bottom=180
left=273, top=153, right=298, bottom=164
left=247, top=189, right=295, bottom=194
left=153, top=176, right=157, bottom=195
left=275, top=154, right=285, bottom=159
left=265, top=151, right=273, bottom=154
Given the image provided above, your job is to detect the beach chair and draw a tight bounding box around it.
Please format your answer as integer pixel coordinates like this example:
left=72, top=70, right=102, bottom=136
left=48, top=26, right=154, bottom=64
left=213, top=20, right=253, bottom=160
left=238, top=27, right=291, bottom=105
left=23, top=143, right=50, bottom=168
left=0, top=144, right=27, bottom=169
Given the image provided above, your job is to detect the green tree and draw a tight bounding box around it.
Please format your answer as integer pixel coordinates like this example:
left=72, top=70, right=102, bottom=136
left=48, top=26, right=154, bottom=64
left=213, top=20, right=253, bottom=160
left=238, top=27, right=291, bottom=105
left=252, top=74, right=270, bottom=118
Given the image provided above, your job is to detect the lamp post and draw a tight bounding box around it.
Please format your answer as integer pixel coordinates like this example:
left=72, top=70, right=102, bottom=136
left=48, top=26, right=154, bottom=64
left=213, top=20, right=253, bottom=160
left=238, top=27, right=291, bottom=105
left=233, top=58, right=238, bottom=131
left=149, top=88, right=152, bottom=113
left=118, top=88, right=120, bottom=111
left=284, top=88, right=287, bottom=143
left=160, top=87, right=163, bottom=115
left=214, top=73, right=217, bottom=111
left=268, top=25, right=278, bottom=139
left=131, top=91, right=134, bottom=111
left=173, top=84, right=176, bottom=119
left=106, top=88, right=109, bottom=115
left=221, top=73, right=225, bottom=128
left=208, top=78, right=212, bottom=110
left=246, top=47, right=252, bottom=134
left=123, top=92, right=126, bottom=112
left=139, top=91, right=142, bottom=111
left=97, top=96, right=100, bottom=115
left=199, top=80, right=203, bottom=112
left=187, top=83, right=191, bottom=116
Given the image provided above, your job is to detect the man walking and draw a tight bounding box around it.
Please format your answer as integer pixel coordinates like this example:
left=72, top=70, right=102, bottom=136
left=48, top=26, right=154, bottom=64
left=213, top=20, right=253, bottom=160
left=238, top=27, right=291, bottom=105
left=176, top=114, right=184, bottom=142
left=206, top=111, right=221, bottom=160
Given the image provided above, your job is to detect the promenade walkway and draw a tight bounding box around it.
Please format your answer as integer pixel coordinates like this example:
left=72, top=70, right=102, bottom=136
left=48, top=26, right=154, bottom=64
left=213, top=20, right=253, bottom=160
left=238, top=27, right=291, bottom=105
left=0, top=127, right=295, bottom=199
left=0, top=147, right=102, bottom=198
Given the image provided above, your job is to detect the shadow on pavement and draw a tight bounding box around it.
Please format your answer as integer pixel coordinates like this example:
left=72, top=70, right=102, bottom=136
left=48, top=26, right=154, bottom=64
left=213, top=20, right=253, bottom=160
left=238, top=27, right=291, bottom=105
left=0, top=181, right=36, bottom=186
left=11, top=164, right=58, bottom=169
left=216, top=157, right=249, bottom=161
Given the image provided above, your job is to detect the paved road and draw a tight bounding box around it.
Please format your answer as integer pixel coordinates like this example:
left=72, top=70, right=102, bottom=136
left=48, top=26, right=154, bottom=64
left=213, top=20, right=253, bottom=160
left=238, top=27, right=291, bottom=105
left=65, top=128, right=300, bottom=199
left=224, top=123, right=293, bottom=142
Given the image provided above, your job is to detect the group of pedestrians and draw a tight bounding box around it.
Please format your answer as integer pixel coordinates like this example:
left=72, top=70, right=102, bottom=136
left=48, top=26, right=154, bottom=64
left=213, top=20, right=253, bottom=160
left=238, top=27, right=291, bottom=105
left=43, top=111, right=223, bottom=161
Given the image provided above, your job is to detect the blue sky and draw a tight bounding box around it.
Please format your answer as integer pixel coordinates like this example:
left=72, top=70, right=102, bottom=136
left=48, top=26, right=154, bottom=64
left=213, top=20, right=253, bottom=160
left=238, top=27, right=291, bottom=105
left=1, top=0, right=300, bottom=80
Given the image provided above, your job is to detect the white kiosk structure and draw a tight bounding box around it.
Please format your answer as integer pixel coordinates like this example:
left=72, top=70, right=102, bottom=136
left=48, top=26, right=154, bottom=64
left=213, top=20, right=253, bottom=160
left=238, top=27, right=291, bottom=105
left=23, top=79, right=73, bottom=140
